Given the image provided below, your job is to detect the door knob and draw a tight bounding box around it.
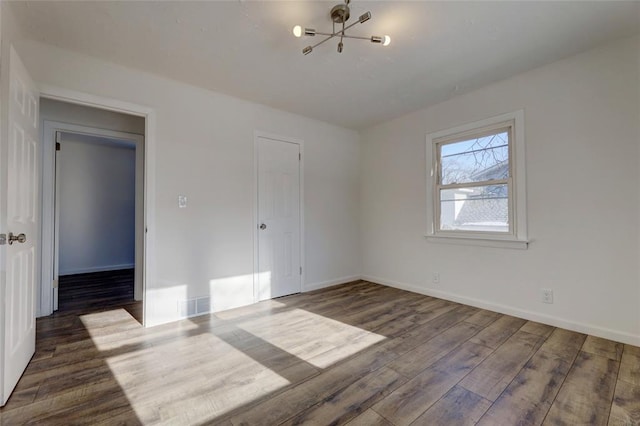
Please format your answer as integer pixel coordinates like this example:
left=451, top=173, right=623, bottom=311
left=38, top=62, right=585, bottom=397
left=8, top=233, right=26, bottom=245
left=259, top=224, right=267, bottom=230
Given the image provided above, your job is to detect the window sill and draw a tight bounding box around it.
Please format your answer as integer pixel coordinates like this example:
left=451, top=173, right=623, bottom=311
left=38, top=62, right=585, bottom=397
left=425, top=234, right=529, bottom=250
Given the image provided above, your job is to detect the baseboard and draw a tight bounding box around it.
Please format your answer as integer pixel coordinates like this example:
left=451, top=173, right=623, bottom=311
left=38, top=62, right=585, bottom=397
left=362, top=274, right=640, bottom=347
left=60, top=263, right=135, bottom=276
left=303, top=275, right=362, bottom=292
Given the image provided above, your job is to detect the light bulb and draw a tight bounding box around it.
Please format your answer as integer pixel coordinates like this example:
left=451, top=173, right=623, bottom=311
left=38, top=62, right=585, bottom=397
left=293, top=25, right=302, bottom=38
left=383, top=35, right=391, bottom=46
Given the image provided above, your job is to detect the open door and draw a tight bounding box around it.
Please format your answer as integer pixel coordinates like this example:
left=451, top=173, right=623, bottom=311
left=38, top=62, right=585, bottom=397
left=1, top=46, right=39, bottom=406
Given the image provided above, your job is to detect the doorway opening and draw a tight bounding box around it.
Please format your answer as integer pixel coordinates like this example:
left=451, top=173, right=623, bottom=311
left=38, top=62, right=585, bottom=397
left=40, top=99, right=145, bottom=323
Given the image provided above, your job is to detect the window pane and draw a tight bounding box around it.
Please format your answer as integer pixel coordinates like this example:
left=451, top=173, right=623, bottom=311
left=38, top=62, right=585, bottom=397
left=440, top=185, right=509, bottom=233
left=440, top=131, right=509, bottom=185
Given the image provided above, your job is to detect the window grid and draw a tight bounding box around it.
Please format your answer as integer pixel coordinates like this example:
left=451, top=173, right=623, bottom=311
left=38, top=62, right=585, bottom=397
left=434, top=123, right=515, bottom=236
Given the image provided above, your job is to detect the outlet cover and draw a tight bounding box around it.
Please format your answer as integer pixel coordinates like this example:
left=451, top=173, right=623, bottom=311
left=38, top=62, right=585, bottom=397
left=178, top=195, right=188, bottom=208
left=541, top=288, right=554, bottom=304
left=432, top=272, right=440, bottom=284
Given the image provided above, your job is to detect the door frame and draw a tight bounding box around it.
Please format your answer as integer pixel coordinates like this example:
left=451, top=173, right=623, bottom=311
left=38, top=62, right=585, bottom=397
left=253, top=131, right=304, bottom=303
left=38, top=85, right=156, bottom=326
left=41, top=121, right=145, bottom=314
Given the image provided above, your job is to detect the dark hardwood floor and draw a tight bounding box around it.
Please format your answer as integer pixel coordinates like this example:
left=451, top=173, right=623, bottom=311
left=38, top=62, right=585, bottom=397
left=0, top=281, right=638, bottom=425
left=58, top=269, right=137, bottom=318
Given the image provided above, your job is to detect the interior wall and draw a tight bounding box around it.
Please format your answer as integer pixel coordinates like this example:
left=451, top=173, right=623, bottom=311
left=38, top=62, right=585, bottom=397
left=57, top=133, right=136, bottom=275
left=14, top=40, right=361, bottom=326
left=40, top=98, right=145, bottom=135
left=360, top=35, right=640, bottom=345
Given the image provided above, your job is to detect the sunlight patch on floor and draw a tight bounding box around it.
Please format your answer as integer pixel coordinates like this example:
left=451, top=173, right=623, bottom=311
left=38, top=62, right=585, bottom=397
left=237, top=308, right=386, bottom=368
left=213, top=298, right=287, bottom=321
left=105, top=331, right=291, bottom=424
left=80, top=308, right=202, bottom=352
left=79, top=308, right=138, bottom=330
left=79, top=308, right=144, bottom=349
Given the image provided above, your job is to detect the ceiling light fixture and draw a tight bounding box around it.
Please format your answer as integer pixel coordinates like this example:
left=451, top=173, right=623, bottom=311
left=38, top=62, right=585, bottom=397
left=292, top=0, right=391, bottom=55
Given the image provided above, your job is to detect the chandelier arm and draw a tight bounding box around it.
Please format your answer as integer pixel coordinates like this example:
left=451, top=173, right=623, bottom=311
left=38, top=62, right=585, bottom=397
left=340, top=34, right=371, bottom=40
left=315, top=32, right=371, bottom=41
left=314, top=23, right=363, bottom=37
left=337, top=19, right=362, bottom=34
left=313, top=18, right=363, bottom=39
left=309, top=34, right=336, bottom=50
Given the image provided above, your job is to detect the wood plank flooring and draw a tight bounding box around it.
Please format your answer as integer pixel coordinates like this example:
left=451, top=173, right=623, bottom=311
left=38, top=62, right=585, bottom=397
left=58, top=269, right=135, bottom=313
left=1, top=281, right=638, bottom=425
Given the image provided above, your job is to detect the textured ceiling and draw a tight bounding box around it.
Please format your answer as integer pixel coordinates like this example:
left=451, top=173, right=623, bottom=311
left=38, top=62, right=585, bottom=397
left=10, top=1, right=640, bottom=129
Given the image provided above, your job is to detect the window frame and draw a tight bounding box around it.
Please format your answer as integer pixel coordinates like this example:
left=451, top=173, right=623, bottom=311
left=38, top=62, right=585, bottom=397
left=426, top=110, right=528, bottom=249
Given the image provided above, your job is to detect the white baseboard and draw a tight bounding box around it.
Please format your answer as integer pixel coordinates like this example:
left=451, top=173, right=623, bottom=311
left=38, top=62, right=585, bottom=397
left=362, top=274, right=640, bottom=347
left=60, top=263, right=135, bottom=276
left=303, top=275, right=362, bottom=292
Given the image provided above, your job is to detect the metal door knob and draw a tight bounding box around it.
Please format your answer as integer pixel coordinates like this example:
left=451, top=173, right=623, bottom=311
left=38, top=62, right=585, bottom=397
left=259, top=223, right=267, bottom=230
left=8, top=233, right=26, bottom=245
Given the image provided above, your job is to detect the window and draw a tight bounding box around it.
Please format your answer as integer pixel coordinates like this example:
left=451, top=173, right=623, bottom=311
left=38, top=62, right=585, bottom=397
left=426, top=111, right=527, bottom=248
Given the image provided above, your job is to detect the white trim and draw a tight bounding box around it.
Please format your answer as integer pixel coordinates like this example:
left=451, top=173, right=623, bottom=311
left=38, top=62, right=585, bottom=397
left=39, top=85, right=151, bottom=118
left=41, top=123, right=55, bottom=315
left=59, top=264, right=135, bottom=276
left=303, top=275, right=361, bottom=292
left=362, top=275, right=640, bottom=347
left=39, top=85, right=156, bottom=327
left=426, top=110, right=527, bottom=246
left=425, top=235, right=529, bottom=250
left=253, top=131, right=305, bottom=303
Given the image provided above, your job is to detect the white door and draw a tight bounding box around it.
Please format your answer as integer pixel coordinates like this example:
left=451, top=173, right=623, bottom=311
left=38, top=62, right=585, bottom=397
left=257, top=136, right=301, bottom=301
left=1, top=47, right=39, bottom=406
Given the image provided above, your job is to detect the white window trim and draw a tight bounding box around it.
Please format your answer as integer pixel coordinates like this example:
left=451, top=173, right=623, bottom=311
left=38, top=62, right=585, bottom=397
left=425, top=110, right=528, bottom=249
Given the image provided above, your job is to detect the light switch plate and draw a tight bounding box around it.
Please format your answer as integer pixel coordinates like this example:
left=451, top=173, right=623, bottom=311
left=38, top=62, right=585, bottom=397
left=178, top=195, right=187, bottom=208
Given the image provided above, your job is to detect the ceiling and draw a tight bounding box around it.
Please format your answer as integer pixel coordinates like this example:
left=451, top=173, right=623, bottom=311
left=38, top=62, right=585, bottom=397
left=10, top=1, right=640, bottom=130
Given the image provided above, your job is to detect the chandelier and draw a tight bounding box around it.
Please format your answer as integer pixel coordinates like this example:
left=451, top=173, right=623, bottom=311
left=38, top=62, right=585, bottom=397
left=292, top=0, right=391, bottom=55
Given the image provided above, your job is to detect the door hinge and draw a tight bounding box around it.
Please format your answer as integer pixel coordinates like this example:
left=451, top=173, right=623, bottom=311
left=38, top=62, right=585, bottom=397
left=299, top=153, right=301, bottom=161
left=52, top=279, right=59, bottom=289
left=56, top=142, right=61, bottom=151
left=300, top=266, right=302, bottom=275
left=0, top=234, right=6, bottom=245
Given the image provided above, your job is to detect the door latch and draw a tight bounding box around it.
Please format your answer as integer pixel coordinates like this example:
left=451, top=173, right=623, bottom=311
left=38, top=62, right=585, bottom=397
left=8, top=233, right=26, bottom=245
left=0, top=234, right=5, bottom=245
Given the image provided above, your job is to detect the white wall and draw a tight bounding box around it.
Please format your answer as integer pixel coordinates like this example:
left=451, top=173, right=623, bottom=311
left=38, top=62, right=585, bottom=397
left=13, top=40, right=361, bottom=326
left=361, top=35, right=640, bottom=345
left=57, top=133, right=136, bottom=275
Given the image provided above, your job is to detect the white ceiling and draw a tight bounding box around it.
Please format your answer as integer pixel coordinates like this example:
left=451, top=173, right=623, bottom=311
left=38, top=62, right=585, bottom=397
left=10, top=1, right=640, bottom=130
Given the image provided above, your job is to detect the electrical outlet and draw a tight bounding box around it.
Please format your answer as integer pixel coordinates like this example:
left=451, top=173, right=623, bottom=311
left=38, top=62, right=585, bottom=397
left=432, top=272, right=440, bottom=284
left=178, top=195, right=188, bottom=208
left=541, top=288, right=554, bottom=304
